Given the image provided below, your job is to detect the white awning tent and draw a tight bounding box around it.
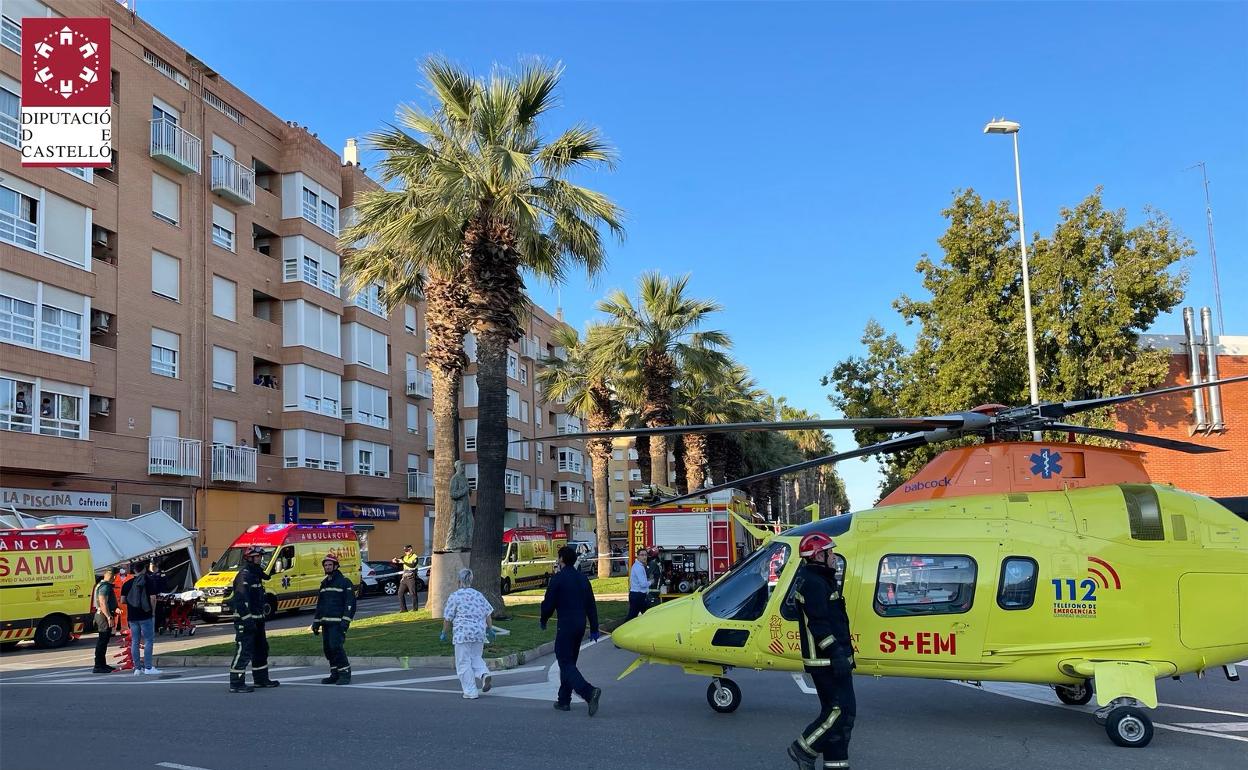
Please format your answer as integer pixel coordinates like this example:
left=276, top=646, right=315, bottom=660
left=0, top=508, right=200, bottom=589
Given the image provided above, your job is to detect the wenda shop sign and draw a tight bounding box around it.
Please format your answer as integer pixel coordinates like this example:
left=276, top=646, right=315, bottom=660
left=20, top=17, right=112, bottom=167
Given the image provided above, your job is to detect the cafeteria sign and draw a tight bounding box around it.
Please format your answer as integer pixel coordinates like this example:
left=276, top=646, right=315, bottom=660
left=336, top=503, right=399, bottom=521
left=1, top=486, right=111, bottom=512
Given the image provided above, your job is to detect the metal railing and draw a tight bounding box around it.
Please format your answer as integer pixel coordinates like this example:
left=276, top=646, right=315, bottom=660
left=0, top=208, right=37, bottom=250
left=557, top=455, right=584, bottom=474
left=211, top=154, right=255, bottom=204
left=148, top=436, right=202, bottom=476
left=407, top=470, right=434, bottom=499
left=0, top=111, right=18, bottom=149
left=406, top=369, right=433, bottom=399
left=529, top=489, right=555, bottom=511
left=211, top=444, right=257, bottom=483
left=149, top=118, right=201, bottom=174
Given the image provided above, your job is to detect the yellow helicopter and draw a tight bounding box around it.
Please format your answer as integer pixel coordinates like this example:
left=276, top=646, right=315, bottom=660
left=552, top=375, right=1248, bottom=748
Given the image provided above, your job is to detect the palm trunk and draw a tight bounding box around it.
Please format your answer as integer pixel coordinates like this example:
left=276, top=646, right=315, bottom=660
left=424, top=275, right=469, bottom=618
left=469, top=329, right=509, bottom=615
left=642, top=351, right=676, bottom=487
left=707, top=433, right=727, bottom=486
left=589, top=437, right=612, bottom=579
left=683, top=433, right=708, bottom=492
left=636, top=438, right=651, bottom=486
left=649, top=434, right=668, bottom=489
left=673, top=436, right=687, bottom=494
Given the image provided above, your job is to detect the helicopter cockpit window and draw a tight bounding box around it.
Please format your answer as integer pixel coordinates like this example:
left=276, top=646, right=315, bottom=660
left=702, top=541, right=791, bottom=622
left=874, top=554, right=976, bottom=617
left=781, top=554, right=845, bottom=621
left=996, top=557, right=1037, bottom=610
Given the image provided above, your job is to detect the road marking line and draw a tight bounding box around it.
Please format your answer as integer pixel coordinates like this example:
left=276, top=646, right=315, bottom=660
left=364, top=665, right=545, bottom=687
left=1155, top=723, right=1248, bottom=743
left=275, top=667, right=406, bottom=682
left=1158, top=703, right=1248, bottom=719
left=1174, top=722, right=1248, bottom=733
left=156, top=762, right=215, bottom=770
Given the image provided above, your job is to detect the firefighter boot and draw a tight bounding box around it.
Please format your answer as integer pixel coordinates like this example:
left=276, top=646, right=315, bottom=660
left=253, top=671, right=280, bottom=688
left=787, top=742, right=816, bottom=770
left=229, top=674, right=254, bottom=693
left=320, top=670, right=339, bottom=685
left=334, top=670, right=351, bottom=685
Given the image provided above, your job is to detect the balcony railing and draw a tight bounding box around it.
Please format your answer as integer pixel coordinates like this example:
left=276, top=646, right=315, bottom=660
left=528, top=489, right=555, bottom=511
left=0, top=111, right=19, bottom=149
left=519, top=337, right=540, bottom=360
left=557, top=455, right=584, bottom=474
left=211, top=443, right=257, bottom=483
left=150, top=118, right=201, bottom=174
left=148, top=436, right=202, bottom=476
left=406, top=369, right=433, bottom=399
left=0, top=208, right=38, bottom=250
left=407, top=470, right=434, bottom=499
left=211, top=154, right=255, bottom=205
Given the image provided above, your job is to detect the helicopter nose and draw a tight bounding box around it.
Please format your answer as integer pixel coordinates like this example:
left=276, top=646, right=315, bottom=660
left=610, top=598, right=690, bottom=655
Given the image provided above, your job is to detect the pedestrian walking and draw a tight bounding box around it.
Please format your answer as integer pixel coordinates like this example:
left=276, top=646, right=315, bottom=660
left=625, top=548, right=650, bottom=621
left=646, top=547, right=663, bottom=606
left=540, top=545, right=601, bottom=716
left=788, top=533, right=856, bottom=770
left=440, top=568, right=497, bottom=699
left=228, top=547, right=280, bottom=693
left=311, top=552, right=357, bottom=684
left=391, top=544, right=421, bottom=612
left=120, top=559, right=163, bottom=675
left=92, top=566, right=120, bottom=673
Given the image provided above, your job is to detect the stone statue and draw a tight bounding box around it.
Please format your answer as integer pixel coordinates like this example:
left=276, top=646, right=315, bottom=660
left=446, top=459, right=473, bottom=551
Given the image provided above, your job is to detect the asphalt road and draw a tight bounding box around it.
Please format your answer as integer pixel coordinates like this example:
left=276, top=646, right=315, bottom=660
left=1, top=624, right=1244, bottom=770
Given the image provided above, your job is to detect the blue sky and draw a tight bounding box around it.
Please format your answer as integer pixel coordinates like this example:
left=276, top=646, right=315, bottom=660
left=141, top=1, right=1248, bottom=509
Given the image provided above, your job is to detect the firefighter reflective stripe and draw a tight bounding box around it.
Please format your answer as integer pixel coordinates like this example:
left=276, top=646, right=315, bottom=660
left=319, top=616, right=345, bottom=622
left=803, top=658, right=831, bottom=666
left=230, top=641, right=246, bottom=673
left=253, top=663, right=267, bottom=670
left=826, top=762, right=850, bottom=769
left=817, top=635, right=836, bottom=650
left=320, top=587, right=347, bottom=592
left=800, top=706, right=842, bottom=752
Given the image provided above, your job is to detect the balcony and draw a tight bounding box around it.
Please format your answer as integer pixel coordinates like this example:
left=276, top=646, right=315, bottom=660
left=148, top=436, right=202, bottom=476
left=552, top=346, right=568, bottom=361
left=528, top=489, right=555, bottom=511
left=211, top=154, right=255, bottom=205
left=211, top=444, right=258, bottom=483
left=150, top=118, right=202, bottom=174
left=557, top=453, right=584, bottom=475
left=555, top=414, right=582, bottom=435
left=407, top=470, right=434, bottom=500
left=0, top=110, right=18, bottom=149
left=406, top=369, right=433, bottom=399
left=519, top=337, right=540, bottom=360
left=0, top=207, right=37, bottom=251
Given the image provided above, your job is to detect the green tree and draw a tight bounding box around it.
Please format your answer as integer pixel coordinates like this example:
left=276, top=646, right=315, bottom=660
left=826, top=189, right=1190, bottom=498
left=597, top=273, right=731, bottom=487
left=342, top=58, right=623, bottom=613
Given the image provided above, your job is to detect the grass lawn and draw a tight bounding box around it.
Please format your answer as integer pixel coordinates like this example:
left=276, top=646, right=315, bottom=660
left=180, top=600, right=629, bottom=658
left=514, top=576, right=629, bottom=596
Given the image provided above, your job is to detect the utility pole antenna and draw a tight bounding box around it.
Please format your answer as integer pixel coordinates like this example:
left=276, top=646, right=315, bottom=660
left=1186, top=161, right=1224, bottom=336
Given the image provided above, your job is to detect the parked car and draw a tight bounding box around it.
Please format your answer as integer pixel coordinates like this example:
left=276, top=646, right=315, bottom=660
left=567, top=540, right=596, bottom=576
left=415, top=554, right=430, bottom=590
left=361, top=560, right=403, bottom=597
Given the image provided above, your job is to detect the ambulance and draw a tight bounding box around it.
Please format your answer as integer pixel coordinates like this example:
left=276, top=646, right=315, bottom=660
left=0, top=524, right=95, bottom=649
left=627, top=488, right=756, bottom=597
left=195, top=523, right=360, bottom=621
left=500, top=528, right=567, bottom=594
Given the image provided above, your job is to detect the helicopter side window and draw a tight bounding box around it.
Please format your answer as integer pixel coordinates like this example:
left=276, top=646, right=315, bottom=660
left=703, top=541, right=791, bottom=622
left=874, top=554, right=976, bottom=617
left=781, top=554, right=845, bottom=621
left=996, top=557, right=1038, bottom=610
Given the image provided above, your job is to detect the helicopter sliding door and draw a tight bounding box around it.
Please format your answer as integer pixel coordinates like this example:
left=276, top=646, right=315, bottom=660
left=852, top=544, right=992, bottom=675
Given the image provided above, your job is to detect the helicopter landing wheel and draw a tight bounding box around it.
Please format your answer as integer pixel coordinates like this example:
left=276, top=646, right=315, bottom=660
left=1054, top=679, right=1093, bottom=706
left=1105, top=706, right=1153, bottom=748
left=707, top=677, right=741, bottom=713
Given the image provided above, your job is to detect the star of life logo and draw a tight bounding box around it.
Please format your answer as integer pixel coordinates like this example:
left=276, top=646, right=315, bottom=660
left=1029, top=448, right=1063, bottom=479
left=20, top=17, right=112, bottom=168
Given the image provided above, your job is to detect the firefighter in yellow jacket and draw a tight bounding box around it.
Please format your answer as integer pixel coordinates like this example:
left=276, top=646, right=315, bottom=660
left=311, top=553, right=357, bottom=684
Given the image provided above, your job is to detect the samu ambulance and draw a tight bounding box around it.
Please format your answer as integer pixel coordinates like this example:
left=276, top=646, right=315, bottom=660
left=196, top=523, right=360, bottom=621
left=500, top=528, right=567, bottom=594
left=0, top=524, right=95, bottom=649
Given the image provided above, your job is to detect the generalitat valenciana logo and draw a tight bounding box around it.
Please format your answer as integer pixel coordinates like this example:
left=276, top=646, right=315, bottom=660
left=20, top=16, right=112, bottom=167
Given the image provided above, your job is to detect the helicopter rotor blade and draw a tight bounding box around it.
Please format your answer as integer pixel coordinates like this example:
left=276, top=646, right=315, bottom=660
left=1046, top=374, right=1248, bottom=420
left=656, top=433, right=931, bottom=507
left=1046, top=423, right=1223, bottom=454
left=524, top=415, right=978, bottom=444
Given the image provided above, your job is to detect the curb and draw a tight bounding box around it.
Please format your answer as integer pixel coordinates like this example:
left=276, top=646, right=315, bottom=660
left=156, top=640, right=560, bottom=671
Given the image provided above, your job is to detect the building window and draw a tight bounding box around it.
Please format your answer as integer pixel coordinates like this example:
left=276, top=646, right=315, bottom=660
left=151, top=328, right=180, bottom=378
left=462, top=375, right=478, bottom=407
left=404, top=305, right=417, bottom=334
left=1, top=377, right=88, bottom=440
left=874, top=555, right=977, bottom=617
left=212, top=275, right=237, bottom=321
left=39, top=305, right=82, bottom=356
left=211, top=204, right=235, bottom=251
left=406, top=403, right=418, bottom=434
left=629, top=469, right=642, bottom=481
left=0, top=294, right=36, bottom=347
left=537, top=444, right=543, bottom=464
left=282, top=299, right=341, bottom=357
left=1, top=15, right=20, bottom=54
left=0, top=185, right=38, bottom=250
left=151, top=173, right=180, bottom=226
left=152, top=251, right=181, bottom=301
left=302, top=187, right=319, bottom=222
left=507, top=352, right=518, bottom=379
left=212, top=346, right=237, bottom=392
left=614, top=471, right=623, bottom=481
left=39, top=390, right=82, bottom=438
left=347, top=440, right=391, bottom=478
left=320, top=200, right=337, bottom=234
left=283, top=364, right=341, bottom=417
left=345, top=323, right=388, bottom=373
left=344, top=381, right=388, bottom=428
left=464, top=419, right=477, bottom=452
left=614, top=491, right=625, bottom=502
left=0, top=85, right=18, bottom=148
left=519, top=365, right=527, bottom=386
left=284, top=429, right=342, bottom=471
left=505, top=470, right=522, bottom=495
left=350, top=282, right=385, bottom=317
left=160, top=498, right=185, bottom=526
left=507, top=388, right=520, bottom=419
left=0, top=376, right=35, bottom=433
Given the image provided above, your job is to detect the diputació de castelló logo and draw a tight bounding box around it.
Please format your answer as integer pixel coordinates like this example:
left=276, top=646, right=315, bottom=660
left=20, top=16, right=112, bottom=168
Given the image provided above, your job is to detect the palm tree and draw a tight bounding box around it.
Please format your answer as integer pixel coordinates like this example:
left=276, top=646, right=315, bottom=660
left=537, top=324, right=619, bottom=578
left=675, top=361, right=763, bottom=491
left=342, top=57, right=623, bottom=613
left=597, top=273, right=730, bottom=487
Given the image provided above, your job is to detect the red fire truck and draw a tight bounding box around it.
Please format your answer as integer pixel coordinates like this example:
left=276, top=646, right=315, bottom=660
left=627, top=489, right=757, bottom=596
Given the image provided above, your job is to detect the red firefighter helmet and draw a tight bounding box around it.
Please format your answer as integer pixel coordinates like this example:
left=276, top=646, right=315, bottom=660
left=798, top=532, right=837, bottom=559
left=321, top=553, right=340, bottom=567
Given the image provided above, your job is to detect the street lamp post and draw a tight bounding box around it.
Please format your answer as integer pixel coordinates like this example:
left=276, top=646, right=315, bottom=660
left=984, top=118, right=1041, bottom=440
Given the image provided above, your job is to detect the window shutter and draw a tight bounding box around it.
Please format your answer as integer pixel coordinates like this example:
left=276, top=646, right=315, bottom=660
left=404, top=305, right=416, bottom=332
left=212, top=418, right=237, bottom=445
left=211, top=134, right=235, bottom=158
left=212, top=275, right=236, bottom=320
left=43, top=193, right=88, bottom=266
left=151, top=327, right=179, bottom=351
left=151, top=406, right=180, bottom=437
left=212, top=204, right=235, bottom=233
left=2, top=270, right=37, bottom=302
left=151, top=251, right=180, bottom=299
left=212, top=346, right=236, bottom=388
left=151, top=173, right=180, bottom=224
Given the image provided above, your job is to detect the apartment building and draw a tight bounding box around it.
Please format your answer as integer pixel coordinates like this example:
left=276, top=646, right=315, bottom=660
left=0, top=0, right=589, bottom=573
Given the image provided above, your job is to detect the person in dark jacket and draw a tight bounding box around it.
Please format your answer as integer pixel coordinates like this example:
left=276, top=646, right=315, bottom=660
left=229, top=547, right=280, bottom=692
left=311, top=552, right=357, bottom=684
left=788, top=532, right=855, bottom=770
left=92, top=567, right=120, bottom=673
left=540, top=546, right=601, bottom=715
